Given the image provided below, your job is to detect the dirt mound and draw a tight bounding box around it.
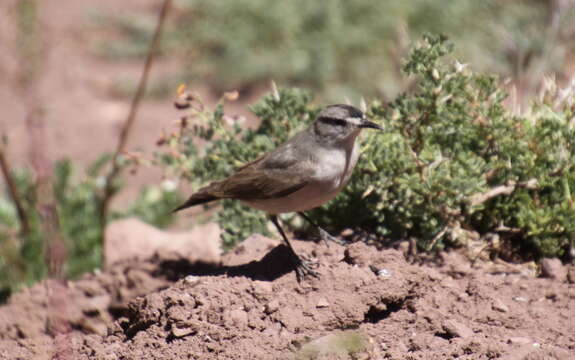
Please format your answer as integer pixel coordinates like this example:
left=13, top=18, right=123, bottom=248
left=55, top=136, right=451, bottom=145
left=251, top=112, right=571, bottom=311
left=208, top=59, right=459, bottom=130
left=0, top=249, right=214, bottom=359
left=1, top=234, right=574, bottom=359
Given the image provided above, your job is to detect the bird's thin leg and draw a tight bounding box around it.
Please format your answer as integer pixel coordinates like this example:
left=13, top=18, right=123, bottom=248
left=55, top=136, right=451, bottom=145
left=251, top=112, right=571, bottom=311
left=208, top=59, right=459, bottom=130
left=297, top=212, right=345, bottom=247
left=269, top=215, right=318, bottom=281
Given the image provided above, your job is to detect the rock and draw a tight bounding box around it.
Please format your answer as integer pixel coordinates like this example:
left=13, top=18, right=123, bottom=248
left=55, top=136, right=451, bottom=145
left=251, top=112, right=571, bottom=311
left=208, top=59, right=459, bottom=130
left=295, top=331, right=370, bottom=359
left=540, top=258, right=566, bottom=281
left=183, top=275, right=201, bottom=286
left=442, top=319, right=474, bottom=338
left=442, top=251, right=471, bottom=277
left=395, top=341, right=409, bottom=353
left=567, top=266, right=575, bottom=284
left=165, top=292, right=196, bottom=309
left=104, top=218, right=221, bottom=266
left=252, top=280, right=273, bottom=297
left=265, top=300, right=280, bottom=314
left=74, top=279, right=105, bottom=297
left=340, top=228, right=354, bottom=237
left=171, top=323, right=196, bottom=338
left=316, top=298, right=330, bottom=308
left=79, top=318, right=108, bottom=336
left=343, top=242, right=373, bottom=267
left=492, top=299, right=509, bottom=313
left=228, top=309, right=248, bottom=328
left=373, top=267, right=393, bottom=278
left=507, top=337, right=532, bottom=346
left=262, top=322, right=281, bottom=337
left=395, top=240, right=411, bottom=256
left=80, top=294, right=111, bottom=313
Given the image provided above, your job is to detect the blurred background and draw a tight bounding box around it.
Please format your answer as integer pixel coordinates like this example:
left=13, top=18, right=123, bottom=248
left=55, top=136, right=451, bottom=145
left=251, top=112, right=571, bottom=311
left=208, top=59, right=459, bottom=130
left=1, top=0, right=574, bottom=297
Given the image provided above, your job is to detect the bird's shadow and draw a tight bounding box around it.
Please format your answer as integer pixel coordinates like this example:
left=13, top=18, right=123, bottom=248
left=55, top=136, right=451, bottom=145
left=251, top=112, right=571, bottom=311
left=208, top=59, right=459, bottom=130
left=155, top=244, right=298, bottom=282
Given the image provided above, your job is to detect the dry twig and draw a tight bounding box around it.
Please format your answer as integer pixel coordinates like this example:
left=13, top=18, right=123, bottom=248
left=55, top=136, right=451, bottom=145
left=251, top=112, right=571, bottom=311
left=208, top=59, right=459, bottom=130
left=467, top=179, right=538, bottom=207
left=0, top=140, right=30, bottom=237
left=98, top=0, right=173, bottom=266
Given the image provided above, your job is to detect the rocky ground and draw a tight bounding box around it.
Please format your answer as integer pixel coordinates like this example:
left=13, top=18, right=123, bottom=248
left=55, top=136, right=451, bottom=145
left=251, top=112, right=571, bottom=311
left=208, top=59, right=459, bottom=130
left=2, top=2, right=574, bottom=358
left=1, top=233, right=574, bottom=359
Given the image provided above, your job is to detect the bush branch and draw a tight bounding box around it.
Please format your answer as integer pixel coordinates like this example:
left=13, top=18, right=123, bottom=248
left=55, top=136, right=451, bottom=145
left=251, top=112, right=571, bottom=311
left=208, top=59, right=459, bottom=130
left=468, top=179, right=538, bottom=207
left=98, top=0, right=172, bottom=266
left=0, top=141, right=31, bottom=237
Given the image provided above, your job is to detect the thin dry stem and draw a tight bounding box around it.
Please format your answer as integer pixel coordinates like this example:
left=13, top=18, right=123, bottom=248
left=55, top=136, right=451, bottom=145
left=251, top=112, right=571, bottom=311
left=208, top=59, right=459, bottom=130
left=98, top=0, right=173, bottom=267
left=0, top=141, right=31, bottom=237
left=13, top=0, right=68, bottom=280
left=467, top=179, right=538, bottom=207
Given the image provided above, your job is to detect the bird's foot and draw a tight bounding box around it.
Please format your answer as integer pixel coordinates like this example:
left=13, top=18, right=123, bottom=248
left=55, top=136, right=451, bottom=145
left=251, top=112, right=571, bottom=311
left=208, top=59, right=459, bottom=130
left=318, top=227, right=346, bottom=247
left=293, top=257, right=320, bottom=283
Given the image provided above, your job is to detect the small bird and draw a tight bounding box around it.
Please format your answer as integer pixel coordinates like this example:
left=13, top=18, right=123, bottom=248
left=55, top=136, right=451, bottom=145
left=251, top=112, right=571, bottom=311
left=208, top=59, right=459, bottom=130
left=174, top=104, right=382, bottom=281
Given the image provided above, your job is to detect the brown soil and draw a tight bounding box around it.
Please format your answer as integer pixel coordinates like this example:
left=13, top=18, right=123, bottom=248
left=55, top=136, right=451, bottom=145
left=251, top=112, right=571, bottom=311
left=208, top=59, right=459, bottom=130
left=1, top=235, right=574, bottom=359
left=1, top=2, right=575, bottom=359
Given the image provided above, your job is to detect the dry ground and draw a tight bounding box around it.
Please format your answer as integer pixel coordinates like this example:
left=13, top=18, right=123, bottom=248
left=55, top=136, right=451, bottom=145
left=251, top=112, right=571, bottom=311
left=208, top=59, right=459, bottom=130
left=1, top=2, right=574, bottom=359
left=1, top=234, right=574, bottom=359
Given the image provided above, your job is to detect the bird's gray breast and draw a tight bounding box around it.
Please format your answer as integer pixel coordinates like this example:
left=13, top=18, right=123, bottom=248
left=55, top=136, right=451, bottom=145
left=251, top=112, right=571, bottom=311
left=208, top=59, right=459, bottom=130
left=241, top=130, right=360, bottom=214
left=285, top=140, right=359, bottom=212
left=312, top=143, right=357, bottom=188
left=282, top=129, right=359, bottom=189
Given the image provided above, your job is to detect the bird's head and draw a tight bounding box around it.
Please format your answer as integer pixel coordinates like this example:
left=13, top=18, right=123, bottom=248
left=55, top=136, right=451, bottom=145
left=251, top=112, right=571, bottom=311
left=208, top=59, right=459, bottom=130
left=313, top=104, right=382, bottom=146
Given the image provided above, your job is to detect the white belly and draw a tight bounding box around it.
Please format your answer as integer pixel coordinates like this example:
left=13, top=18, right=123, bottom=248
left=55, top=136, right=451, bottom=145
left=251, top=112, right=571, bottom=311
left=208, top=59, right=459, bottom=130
left=241, top=180, right=342, bottom=214
left=242, top=142, right=360, bottom=214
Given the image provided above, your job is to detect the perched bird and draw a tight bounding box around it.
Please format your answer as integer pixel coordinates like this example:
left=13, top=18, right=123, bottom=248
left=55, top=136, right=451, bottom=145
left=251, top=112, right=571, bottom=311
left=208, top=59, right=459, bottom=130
left=174, top=104, right=382, bottom=281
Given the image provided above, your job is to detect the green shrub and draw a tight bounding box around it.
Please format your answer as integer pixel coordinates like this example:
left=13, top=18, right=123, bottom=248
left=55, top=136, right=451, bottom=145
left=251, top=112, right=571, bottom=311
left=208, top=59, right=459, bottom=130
left=157, top=34, right=574, bottom=259
left=342, top=35, right=575, bottom=258
left=97, top=0, right=575, bottom=101
left=0, top=156, right=181, bottom=299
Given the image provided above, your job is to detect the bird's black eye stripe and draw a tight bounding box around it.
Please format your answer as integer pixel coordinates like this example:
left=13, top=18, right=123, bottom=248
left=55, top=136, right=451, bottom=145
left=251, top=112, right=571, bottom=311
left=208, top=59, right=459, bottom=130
left=319, top=116, right=347, bottom=126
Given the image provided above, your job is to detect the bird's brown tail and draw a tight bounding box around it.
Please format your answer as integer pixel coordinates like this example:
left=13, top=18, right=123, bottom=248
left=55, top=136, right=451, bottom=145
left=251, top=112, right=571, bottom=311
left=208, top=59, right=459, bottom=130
left=172, top=193, right=218, bottom=212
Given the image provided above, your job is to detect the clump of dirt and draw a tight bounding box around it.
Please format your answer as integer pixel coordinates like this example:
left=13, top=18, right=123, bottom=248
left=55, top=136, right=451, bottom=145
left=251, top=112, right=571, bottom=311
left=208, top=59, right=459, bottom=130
left=1, top=234, right=574, bottom=359
left=0, top=250, right=211, bottom=359
left=78, top=236, right=422, bottom=360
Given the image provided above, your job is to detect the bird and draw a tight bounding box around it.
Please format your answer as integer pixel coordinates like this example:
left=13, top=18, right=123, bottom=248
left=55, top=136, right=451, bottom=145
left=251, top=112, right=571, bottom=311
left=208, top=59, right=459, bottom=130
left=174, top=104, right=382, bottom=281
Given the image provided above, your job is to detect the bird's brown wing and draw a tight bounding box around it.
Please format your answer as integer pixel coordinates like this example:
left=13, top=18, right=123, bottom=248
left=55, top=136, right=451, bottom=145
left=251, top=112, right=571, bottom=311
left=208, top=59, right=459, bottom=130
left=236, top=154, right=266, bottom=171
left=173, top=167, right=309, bottom=212
left=175, top=137, right=312, bottom=211
left=213, top=168, right=309, bottom=200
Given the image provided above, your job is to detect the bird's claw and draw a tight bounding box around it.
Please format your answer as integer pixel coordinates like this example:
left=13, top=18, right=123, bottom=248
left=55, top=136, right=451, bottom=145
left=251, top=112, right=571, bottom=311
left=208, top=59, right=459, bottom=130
left=318, top=228, right=346, bottom=247
left=294, top=258, right=320, bottom=282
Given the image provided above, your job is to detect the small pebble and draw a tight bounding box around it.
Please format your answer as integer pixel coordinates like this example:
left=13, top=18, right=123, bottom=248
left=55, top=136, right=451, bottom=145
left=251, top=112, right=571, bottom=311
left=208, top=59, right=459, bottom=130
left=567, top=266, right=575, bottom=284
left=442, top=319, right=474, bottom=338
left=340, top=228, right=354, bottom=237
left=171, top=324, right=195, bottom=338
left=184, top=275, right=201, bottom=285
left=507, top=336, right=532, bottom=346
left=492, top=299, right=509, bottom=313
left=540, top=258, right=566, bottom=281
left=252, top=281, right=273, bottom=294
left=228, top=309, right=248, bottom=327
left=265, top=300, right=280, bottom=314
left=377, top=268, right=393, bottom=278
left=316, top=298, right=330, bottom=308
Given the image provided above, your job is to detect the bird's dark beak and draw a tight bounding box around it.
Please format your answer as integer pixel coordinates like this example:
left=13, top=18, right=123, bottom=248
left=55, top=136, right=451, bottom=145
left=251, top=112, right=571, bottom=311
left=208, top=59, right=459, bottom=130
left=359, top=120, right=383, bottom=130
